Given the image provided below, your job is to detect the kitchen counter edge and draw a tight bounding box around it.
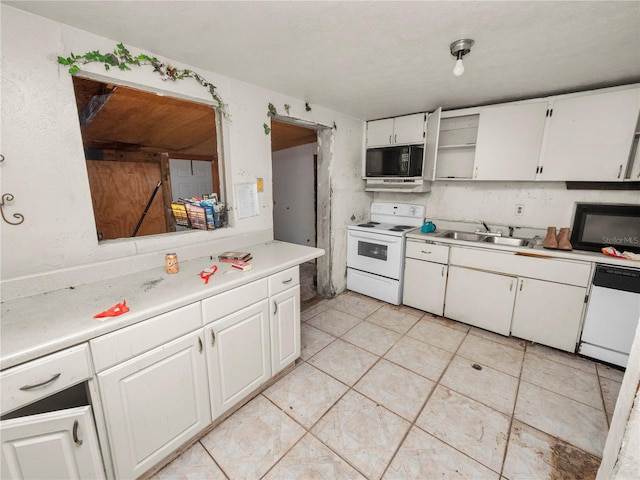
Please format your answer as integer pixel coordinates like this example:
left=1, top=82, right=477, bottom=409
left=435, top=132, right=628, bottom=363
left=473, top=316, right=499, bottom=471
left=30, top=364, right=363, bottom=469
left=406, top=230, right=640, bottom=268
left=1, top=241, right=324, bottom=371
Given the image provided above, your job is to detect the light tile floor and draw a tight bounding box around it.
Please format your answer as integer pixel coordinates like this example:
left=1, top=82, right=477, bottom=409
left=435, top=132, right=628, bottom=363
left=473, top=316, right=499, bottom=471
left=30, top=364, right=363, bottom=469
left=150, top=291, right=624, bottom=480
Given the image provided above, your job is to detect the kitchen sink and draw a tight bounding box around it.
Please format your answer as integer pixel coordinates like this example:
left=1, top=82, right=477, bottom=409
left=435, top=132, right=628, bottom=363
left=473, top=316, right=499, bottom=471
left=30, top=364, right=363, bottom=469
left=483, top=236, right=531, bottom=247
left=438, top=231, right=487, bottom=242
left=437, top=230, right=533, bottom=247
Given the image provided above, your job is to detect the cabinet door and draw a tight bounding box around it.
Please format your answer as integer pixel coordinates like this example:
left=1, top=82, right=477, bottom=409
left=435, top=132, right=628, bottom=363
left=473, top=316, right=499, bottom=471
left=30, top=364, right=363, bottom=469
left=474, top=102, right=548, bottom=180
left=444, top=266, right=516, bottom=336
left=403, top=259, right=447, bottom=316
left=206, top=300, right=270, bottom=419
left=1, top=406, right=104, bottom=480
left=98, top=331, right=210, bottom=479
left=393, top=113, right=426, bottom=145
left=423, top=108, right=442, bottom=180
left=540, top=88, right=640, bottom=181
left=270, top=286, right=301, bottom=375
left=366, top=118, right=394, bottom=147
left=511, top=278, right=586, bottom=352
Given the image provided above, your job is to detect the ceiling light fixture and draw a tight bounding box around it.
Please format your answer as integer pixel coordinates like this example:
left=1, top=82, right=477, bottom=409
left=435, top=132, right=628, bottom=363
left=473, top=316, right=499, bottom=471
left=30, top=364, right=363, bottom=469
left=450, top=38, right=474, bottom=77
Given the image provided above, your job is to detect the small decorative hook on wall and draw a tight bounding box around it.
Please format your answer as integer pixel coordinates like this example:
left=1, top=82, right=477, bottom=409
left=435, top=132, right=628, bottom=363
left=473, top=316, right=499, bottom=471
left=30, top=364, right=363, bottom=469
left=0, top=154, right=25, bottom=225
left=1, top=194, right=25, bottom=226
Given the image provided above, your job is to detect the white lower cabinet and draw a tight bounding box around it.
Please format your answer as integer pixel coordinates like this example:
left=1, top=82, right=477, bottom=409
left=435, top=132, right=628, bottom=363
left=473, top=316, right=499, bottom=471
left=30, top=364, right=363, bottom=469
left=403, top=241, right=449, bottom=315
left=404, top=259, right=448, bottom=316
left=511, top=278, right=586, bottom=352
left=205, top=300, right=271, bottom=420
left=268, top=267, right=301, bottom=375
left=98, top=331, right=210, bottom=479
left=270, top=287, right=301, bottom=375
left=444, top=265, right=516, bottom=336
left=1, top=405, right=105, bottom=480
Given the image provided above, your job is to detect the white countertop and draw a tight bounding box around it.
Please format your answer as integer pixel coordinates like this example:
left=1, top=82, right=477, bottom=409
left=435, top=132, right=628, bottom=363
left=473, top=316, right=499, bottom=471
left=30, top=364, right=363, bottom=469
left=406, top=228, right=640, bottom=268
left=1, top=241, right=324, bottom=371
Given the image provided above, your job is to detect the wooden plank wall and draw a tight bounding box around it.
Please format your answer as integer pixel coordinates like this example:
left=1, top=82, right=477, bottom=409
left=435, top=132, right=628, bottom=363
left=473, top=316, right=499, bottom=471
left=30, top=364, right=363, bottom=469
left=86, top=160, right=167, bottom=240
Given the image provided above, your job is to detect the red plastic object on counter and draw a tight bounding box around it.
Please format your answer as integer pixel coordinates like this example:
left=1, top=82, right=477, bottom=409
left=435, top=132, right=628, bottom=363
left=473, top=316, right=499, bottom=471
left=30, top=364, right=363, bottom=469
left=94, top=300, right=130, bottom=319
left=200, top=265, right=218, bottom=284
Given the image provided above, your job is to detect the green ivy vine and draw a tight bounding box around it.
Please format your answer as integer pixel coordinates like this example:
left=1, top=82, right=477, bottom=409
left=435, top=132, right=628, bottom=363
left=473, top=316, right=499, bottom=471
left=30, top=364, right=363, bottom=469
left=57, top=43, right=228, bottom=117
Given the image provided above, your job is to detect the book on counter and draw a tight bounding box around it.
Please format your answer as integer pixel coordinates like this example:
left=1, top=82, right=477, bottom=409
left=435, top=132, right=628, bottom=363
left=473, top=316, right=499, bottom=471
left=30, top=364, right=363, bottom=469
left=218, top=251, right=252, bottom=262
left=231, top=260, right=253, bottom=272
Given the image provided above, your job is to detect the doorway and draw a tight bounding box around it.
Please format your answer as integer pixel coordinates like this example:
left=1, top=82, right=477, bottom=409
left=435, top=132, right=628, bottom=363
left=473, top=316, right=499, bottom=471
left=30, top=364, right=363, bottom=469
left=271, top=119, right=323, bottom=308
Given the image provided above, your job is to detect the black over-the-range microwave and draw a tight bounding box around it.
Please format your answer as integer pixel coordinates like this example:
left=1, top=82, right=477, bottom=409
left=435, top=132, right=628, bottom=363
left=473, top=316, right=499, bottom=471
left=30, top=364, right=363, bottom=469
left=571, top=203, right=640, bottom=254
left=365, top=145, right=424, bottom=177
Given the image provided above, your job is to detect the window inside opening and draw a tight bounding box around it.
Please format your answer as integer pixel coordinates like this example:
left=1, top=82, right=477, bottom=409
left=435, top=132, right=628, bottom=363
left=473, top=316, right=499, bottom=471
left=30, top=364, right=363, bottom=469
left=71, top=76, right=225, bottom=241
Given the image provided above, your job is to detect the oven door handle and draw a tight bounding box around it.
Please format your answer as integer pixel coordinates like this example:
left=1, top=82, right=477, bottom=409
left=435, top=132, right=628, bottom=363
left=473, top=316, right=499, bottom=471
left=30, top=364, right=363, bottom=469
left=348, top=232, right=401, bottom=244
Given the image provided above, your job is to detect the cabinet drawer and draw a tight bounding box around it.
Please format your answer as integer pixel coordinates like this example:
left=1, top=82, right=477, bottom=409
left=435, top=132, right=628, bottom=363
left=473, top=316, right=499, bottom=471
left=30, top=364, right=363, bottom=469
left=202, top=278, right=268, bottom=324
left=90, top=303, right=201, bottom=372
left=268, top=267, right=300, bottom=296
left=1, top=344, right=92, bottom=415
left=405, top=241, right=449, bottom=263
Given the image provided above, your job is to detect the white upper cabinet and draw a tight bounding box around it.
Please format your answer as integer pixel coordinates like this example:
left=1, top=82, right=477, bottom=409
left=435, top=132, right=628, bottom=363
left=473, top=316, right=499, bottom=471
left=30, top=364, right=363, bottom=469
left=366, top=113, right=425, bottom=147
left=473, top=101, right=549, bottom=180
left=426, top=84, right=639, bottom=182
left=538, top=87, right=640, bottom=181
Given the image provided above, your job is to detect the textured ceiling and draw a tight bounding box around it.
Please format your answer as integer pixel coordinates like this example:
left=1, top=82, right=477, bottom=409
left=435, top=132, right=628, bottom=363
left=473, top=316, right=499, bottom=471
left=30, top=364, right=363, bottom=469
left=6, top=1, right=640, bottom=120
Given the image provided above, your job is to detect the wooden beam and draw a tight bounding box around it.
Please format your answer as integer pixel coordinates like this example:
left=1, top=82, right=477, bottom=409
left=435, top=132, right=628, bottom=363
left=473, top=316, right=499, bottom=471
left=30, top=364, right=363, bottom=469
left=160, top=153, right=176, bottom=232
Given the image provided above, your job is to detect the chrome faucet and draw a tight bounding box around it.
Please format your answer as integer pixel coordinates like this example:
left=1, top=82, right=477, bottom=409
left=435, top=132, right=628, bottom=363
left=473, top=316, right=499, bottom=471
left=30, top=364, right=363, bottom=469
left=476, top=221, right=502, bottom=237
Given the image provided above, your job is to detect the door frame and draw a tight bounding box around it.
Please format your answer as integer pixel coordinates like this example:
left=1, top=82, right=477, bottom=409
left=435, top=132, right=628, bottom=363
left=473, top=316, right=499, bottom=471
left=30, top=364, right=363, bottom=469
left=270, top=116, right=334, bottom=298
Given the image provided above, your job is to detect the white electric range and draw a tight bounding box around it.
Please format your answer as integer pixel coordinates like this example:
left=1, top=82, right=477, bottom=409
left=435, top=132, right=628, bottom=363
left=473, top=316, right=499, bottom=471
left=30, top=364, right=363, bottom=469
left=347, top=202, right=425, bottom=304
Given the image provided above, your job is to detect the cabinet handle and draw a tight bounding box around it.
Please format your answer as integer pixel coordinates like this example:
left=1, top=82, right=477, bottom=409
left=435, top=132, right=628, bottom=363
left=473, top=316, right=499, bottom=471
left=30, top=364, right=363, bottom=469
left=389, top=135, right=392, bottom=144
left=73, top=420, right=83, bottom=446
left=441, top=266, right=445, bottom=277
left=274, top=301, right=278, bottom=315
left=211, top=330, right=216, bottom=347
left=519, top=279, right=524, bottom=291
left=19, top=373, right=61, bottom=391
left=394, top=134, right=397, bottom=143
left=618, top=164, right=623, bottom=179
left=509, top=280, right=513, bottom=292
left=420, top=250, right=432, bottom=255
left=282, top=277, right=293, bottom=284
left=198, top=336, right=203, bottom=353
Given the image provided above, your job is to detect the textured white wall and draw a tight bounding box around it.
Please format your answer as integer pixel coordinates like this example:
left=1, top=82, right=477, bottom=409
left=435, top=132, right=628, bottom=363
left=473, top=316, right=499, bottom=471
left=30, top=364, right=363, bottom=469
left=0, top=5, right=367, bottom=295
left=376, top=181, right=640, bottom=229
left=272, top=143, right=317, bottom=247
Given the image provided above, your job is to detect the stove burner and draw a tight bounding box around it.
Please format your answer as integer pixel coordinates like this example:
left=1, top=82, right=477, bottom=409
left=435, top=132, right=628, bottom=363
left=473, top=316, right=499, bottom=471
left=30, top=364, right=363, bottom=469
left=389, top=228, right=405, bottom=232
left=357, top=223, right=376, bottom=227
left=393, top=225, right=413, bottom=230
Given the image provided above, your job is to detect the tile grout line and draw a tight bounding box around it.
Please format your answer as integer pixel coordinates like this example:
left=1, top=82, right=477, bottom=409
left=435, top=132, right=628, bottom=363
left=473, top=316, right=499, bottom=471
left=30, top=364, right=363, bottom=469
left=379, top=322, right=481, bottom=479
left=595, top=364, right=612, bottom=429
left=289, top=301, right=436, bottom=479
left=201, top=295, right=612, bottom=479
left=498, top=339, right=528, bottom=478
left=198, top=440, right=231, bottom=480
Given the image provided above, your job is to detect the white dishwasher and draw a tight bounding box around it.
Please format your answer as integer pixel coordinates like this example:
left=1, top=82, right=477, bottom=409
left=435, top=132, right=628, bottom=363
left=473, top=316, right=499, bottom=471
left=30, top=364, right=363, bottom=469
left=579, top=264, right=640, bottom=368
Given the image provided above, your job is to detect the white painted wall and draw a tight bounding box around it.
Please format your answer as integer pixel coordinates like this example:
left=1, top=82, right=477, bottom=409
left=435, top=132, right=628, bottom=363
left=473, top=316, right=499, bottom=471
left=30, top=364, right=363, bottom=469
left=272, top=143, right=316, bottom=247
left=0, top=5, right=368, bottom=299
left=376, top=181, right=640, bottom=230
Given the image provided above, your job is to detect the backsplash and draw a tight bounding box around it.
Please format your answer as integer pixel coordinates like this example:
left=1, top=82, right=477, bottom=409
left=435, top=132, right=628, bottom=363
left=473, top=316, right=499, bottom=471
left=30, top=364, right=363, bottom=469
left=375, top=181, right=640, bottom=229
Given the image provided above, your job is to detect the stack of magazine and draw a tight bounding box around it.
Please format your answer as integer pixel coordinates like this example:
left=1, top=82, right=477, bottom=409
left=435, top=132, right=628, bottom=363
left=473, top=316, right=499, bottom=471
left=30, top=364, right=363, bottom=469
left=218, top=251, right=253, bottom=271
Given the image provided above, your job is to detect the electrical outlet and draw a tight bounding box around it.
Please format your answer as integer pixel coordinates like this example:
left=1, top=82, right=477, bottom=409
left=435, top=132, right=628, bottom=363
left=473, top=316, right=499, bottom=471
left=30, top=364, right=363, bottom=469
left=515, top=204, right=524, bottom=216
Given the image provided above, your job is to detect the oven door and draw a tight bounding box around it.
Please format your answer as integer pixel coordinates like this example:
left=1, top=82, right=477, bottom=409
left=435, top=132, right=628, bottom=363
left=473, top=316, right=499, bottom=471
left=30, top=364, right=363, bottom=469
left=347, top=229, right=404, bottom=280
